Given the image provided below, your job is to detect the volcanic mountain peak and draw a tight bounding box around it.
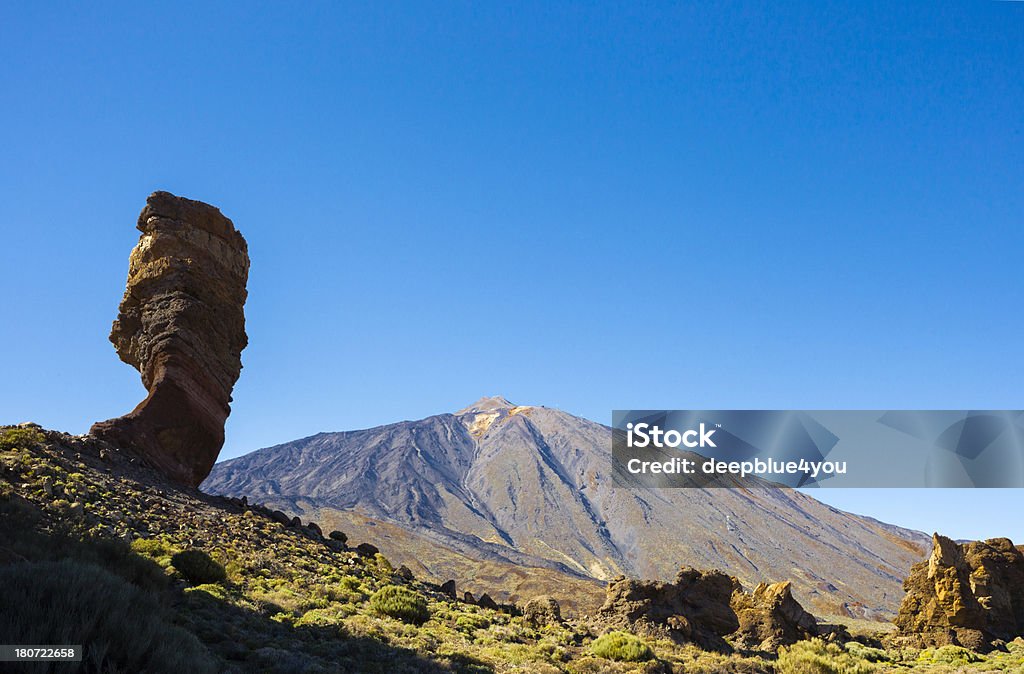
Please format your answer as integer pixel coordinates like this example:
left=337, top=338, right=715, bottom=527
left=456, top=396, right=518, bottom=414
left=203, top=402, right=930, bottom=618
left=455, top=396, right=540, bottom=438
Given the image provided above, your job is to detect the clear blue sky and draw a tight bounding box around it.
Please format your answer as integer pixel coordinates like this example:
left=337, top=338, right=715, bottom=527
left=2, top=2, right=1021, bottom=542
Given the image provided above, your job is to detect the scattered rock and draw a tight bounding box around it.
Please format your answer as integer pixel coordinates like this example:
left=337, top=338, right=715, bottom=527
left=477, top=593, right=498, bottom=610
left=524, top=595, right=562, bottom=627
left=891, top=533, right=1024, bottom=652
left=328, top=530, right=348, bottom=544
left=270, top=510, right=290, bottom=526
left=463, top=592, right=475, bottom=604
left=440, top=579, right=457, bottom=599
left=396, top=565, right=415, bottom=581
left=90, top=191, right=249, bottom=487
left=355, top=543, right=379, bottom=557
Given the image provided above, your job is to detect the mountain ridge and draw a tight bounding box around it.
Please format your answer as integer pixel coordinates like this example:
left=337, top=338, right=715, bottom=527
left=203, top=397, right=929, bottom=617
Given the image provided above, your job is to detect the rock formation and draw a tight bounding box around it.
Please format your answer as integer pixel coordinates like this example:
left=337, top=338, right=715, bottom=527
left=90, top=191, right=249, bottom=487
left=892, top=533, right=1024, bottom=651
left=598, top=567, right=831, bottom=652
left=598, top=567, right=742, bottom=651
left=730, top=581, right=823, bottom=651
left=523, top=596, right=563, bottom=627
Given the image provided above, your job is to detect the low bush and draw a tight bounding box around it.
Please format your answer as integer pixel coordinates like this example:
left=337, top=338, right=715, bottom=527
left=917, top=644, right=982, bottom=665
left=589, top=631, right=654, bottom=662
left=369, top=585, right=430, bottom=625
left=454, top=613, right=491, bottom=634
left=0, top=427, right=44, bottom=451
left=0, top=559, right=217, bottom=674
left=777, top=638, right=877, bottom=674
left=171, top=549, right=227, bottom=585
left=844, top=641, right=891, bottom=663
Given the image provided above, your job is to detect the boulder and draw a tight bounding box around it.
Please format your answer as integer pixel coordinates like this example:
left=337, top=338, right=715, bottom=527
left=355, top=543, right=379, bottom=557
left=523, top=595, right=562, bottom=627
left=440, top=579, right=457, bottom=599
left=892, top=533, right=1024, bottom=651
left=729, top=581, right=822, bottom=651
left=90, top=192, right=249, bottom=487
left=477, top=593, right=499, bottom=610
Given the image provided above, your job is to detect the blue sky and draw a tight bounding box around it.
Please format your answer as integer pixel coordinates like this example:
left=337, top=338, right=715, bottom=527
left=2, top=2, right=1022, bottom=541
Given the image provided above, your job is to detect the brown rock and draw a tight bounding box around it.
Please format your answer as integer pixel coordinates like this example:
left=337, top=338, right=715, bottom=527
left=892, top=533, right=1024, bottom=651
left=597, top=566, right=741, bottom=651
left=355, top=543, right=379, bottom=557
left=440, top=579, right=457, bottom=599
left=729, top=580, right=824, bottom=651
left=598, top=566, right=826, bottom=652
left=477, top=593, right=499, bottom=610
left=90, top=191, right=249, bottom=487
left=524, top=595, right=562, bottom=627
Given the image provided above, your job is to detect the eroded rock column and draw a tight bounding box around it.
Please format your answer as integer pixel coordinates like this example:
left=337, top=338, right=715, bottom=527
left=91, top=191, right=249, bottom=487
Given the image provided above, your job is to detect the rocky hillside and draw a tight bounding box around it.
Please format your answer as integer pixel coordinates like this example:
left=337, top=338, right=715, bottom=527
left=204, top=397, right=929, bottom=619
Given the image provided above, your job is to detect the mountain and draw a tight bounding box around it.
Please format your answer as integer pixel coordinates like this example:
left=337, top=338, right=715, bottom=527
left=203, top=397, right=928, bottom=618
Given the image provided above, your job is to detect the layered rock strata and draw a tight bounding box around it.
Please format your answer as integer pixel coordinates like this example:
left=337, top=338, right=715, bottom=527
left=91, top=191, right=249, bottom=487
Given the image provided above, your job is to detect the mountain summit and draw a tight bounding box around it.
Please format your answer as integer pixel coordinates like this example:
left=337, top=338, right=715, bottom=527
left=456, top=396, right=518, bottom=414
left=203, top=399, right=927, bottom=617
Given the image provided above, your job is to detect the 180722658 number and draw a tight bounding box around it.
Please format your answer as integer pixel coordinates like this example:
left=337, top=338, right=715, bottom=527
left=0, top=645, right=81, bottom=661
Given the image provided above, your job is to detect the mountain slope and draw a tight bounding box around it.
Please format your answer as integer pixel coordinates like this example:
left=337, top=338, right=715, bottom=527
left=203, top=397, right=928, bottom=617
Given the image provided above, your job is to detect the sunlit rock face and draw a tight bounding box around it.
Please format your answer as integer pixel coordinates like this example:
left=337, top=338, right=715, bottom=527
left=91, top=191, right=249, bottom=487
left=892, top=533, right=1024, bottom=651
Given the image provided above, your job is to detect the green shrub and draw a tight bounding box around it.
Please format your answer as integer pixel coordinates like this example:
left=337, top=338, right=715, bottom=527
left=369, top=585, right=430, bottom=624
left=589, top=631, right=654, bottom=662
left=185, top=583, right=229, bottom=601
left=844, top=642, right=891, bottom=663
left=0, top=559, right=216, bottom=674
left=919, top=644, right=982, bottom=665
left=455, top=613, right=492, bottom=633
left=777, top=639, right=877, bottom=674
left=171, top=549, right=227, bottom=585
left=131, top=537, right=178, bottom=568
left=295, top=608, right=347, bottom=629
left=82, top=537, right=169, bottom=592
left=0, top=427, right=45, bottom=451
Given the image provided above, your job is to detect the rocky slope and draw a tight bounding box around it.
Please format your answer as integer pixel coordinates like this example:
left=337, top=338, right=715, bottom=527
left=1, top=425, right=884, bottom=674
left=204, top=397, right=929, bottom=618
